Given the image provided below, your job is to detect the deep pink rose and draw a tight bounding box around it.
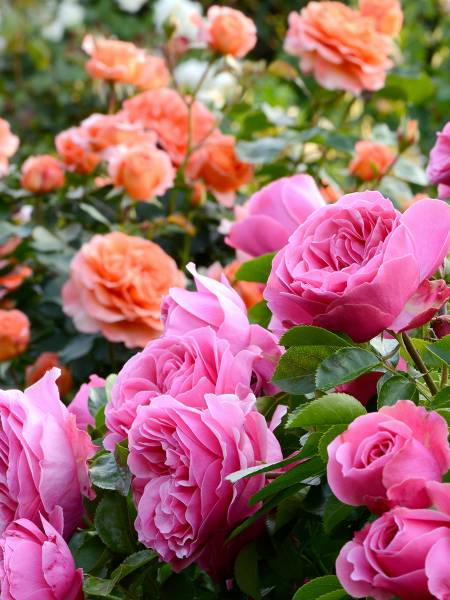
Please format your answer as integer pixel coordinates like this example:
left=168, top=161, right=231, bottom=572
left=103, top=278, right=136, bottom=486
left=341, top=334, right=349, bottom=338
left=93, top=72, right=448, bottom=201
left=0, top=511, right=83, bottom=600
left=161, top=262, right=281, bottom=386
left=264, top=192, right=450, bottom=342
left=327, top=400, right=450, bottom=513
left=128, top=393, right=282, bottom=577
left=68, top=374, right=106, bottom=430
left=427, top=122, right=450, bottom=191
left=226, top=174, right=325, bottom=257
left=0, top=368, right=95, bottom=538
left=425, top=537, right=450, bottom=600
left=336, top=507, right=450, bottom=600
left=104, top=326, right=269, bottom=450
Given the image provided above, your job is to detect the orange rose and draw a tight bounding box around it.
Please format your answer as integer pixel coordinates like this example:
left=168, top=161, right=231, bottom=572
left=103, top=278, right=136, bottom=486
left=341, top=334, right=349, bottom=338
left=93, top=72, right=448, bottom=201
left=62, top=232, right=184, bottom=348
left=25, top=352, right=73, bottom=396
left=82, top=35, right=170, bottom=90
left=81, top=113, right=155, bottom=153
left=0, top=118, right=19, bottom=177
left=186, top=132, right=253, bottom=205
left=0, top=309, right=30, bottom=361
left=320, top=185, right=341, bottom=204
left=359, top=0, right=403, bottom=37
left=349, top=140, right=396, bottom=180
left=107, top=144, right=175, bottom=201
left=0, top=264, right=32, bottom=299
left=55, top=127, right=101, bottom=174
left=284, top=1, right=393, bottom=94
left=206, top=6, right=257, bottom=58
left=20, top=155, right=65, bottom=193
left=207, top=261, right=263, bottom=309
left=122, top=88, right=216, bottom=165
left=0, top=237, right=20, bottom=258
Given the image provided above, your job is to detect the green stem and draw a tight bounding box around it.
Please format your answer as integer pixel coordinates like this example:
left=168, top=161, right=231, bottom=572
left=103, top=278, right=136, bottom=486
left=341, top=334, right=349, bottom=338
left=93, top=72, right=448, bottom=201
left=400, top=332, right=438, bottom=395
left=441, top=364, right=448, bottom=389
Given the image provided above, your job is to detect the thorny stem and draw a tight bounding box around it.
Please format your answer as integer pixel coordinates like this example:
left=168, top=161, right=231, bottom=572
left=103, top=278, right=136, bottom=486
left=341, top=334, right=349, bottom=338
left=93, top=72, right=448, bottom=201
left=399, top=332, right=438, bottom=396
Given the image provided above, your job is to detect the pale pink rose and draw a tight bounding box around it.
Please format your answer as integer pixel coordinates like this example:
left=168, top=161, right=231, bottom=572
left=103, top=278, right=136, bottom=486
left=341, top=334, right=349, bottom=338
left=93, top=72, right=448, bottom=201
left=128, top=392, right=282, bottom=577
left=425, top=537, right=450, bottom=600
left=0, top=119, right=19, bottom=177
left=107, top=143, right=175, bottom=201
left=337, top=507, right=450, bottom=600
left=264, top=192, right=450, bottom=342
left=20, top=155, right=65, bottom=193
left=205, top=6, right=257, bottom=58
left=62, top=232, right=184, bottom=348
left=80, top=113, right=156, bottom=153
left=427, top=122, right=450, bottom=192
left=0, top=511, right=83, bottom=600
left=104, top=324, right=275, bottom=450
left=327, top=400, right=450, bottom=514
left=69, top=374, right=106, bottom=431
left=284, top=1, right=393, bottom=94
left=162, top=262, right=281, bottom=387
left=121, top=88, right=216, bottom=165
left=0, top=368, right=95, bottom=538
left=226, top=174, right=325, bottom=257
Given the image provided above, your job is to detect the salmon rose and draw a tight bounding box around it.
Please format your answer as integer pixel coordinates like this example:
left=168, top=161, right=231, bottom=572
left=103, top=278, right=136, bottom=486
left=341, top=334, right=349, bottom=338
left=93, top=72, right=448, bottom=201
left=20, top=155, right=65, bottom=193
left=82, top=35, right=170, bottom=89
left=0, top=310, right=30, bottom=362
left=55, top=127, right=100, bottom=174
left=186, top=132, right=253, bottom=206
left=81, top=113, right=155, bottom=153
left=25, top=352, right=73, bottom=397
left=122, top=88, right=216, bottom=165
left=205, top=6, right=257, bottom=58
left=62, top=232, right=184, bottom=348
left=284, top=1, right=393, bottom=94
left=0, top=119, right=19, bottom=177
left=359, top=0, right=403, bottom=38
left=349, top=140, right=396, bottom=181
left=107, top=143, right=175, bottom=201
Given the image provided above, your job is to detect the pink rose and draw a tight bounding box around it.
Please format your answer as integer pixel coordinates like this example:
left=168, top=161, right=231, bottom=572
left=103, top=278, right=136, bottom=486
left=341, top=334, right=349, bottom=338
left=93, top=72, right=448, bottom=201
left=69, top=374, right=106, bottom=430
left=336, top=507, right=450, bottom=600
left=226, top=174, right=325, bottom=257
left=0, top=368, right=95, bottom=538
left=128, top=392, right=282, bottom=577
left=0, top=512, right=83, bottom=600
left=161, top=263, right=281, bottom=389
left=104, top=326, right=269, bottom=450
left=425, top=537, right=450, bottom=600
left=427, top=122, right=450, bottom=192
left=327, top=400, right=450, bottom=513
left=264, top=192, right=450, bottom=342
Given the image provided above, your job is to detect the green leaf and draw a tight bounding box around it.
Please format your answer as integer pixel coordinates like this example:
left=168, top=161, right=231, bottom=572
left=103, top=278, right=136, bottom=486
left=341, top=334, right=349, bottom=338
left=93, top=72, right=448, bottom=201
left=377, top=375, right=419, bottom=408
left=386, top=72, right=435, bottom=103
left=227, top=452, right=302, bottom=483
left=436, top=409, right=450, bottom=427
left=428, top=335, right=450, bottom=365
left=273, top=345, right=335, bottom=394
left=323, top=495, right=355, bottom=534
left=83, top=576, right=114, bottom=597
left=69, top=532, right=110, bottom=573
left=292, top=575, right=347, bottom=600
left=286, top=393, right=366, bottom=430
left=316, top=348, right=380, bottom=390
left=90, top=453, right=131, bottom=496
left=94, top=493, right=137, bottom=556
left=234, top=253, right=275, bottom=283
left=393, top=157, right=428, bottom=186
left=110, top=550, right=157, bottom=584
left=89, top=385, right=108, bottom=424
left=59, top=334, right=96, bottom=362
left=280, top=326, right=352, bottom=349
left=430, top=386, right=450, bottom=409
left=403, top=338, right=444, bottom=368
left=248, top=300, right=272, bottom=328
left=236, top=137, right=288, bottom=163
left=249, top=456, right=324, bottom=506
left=234, top=543, right=261, bottom=600
left=32, top=226, right=66, bottom=252
left=80, top=202, right=112, bottom=226
left=318, top=425, right=347, bottom=462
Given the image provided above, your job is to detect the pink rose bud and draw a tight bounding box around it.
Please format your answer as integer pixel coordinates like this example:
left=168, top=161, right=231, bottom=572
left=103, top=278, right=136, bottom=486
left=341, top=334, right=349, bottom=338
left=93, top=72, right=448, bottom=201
left=68, top=374, right=106, bottom=431
left=337, top=507, right=450, bottom=599
left=327, top=400, right=450, bottom=514
left=432, top=315, right=450, bottom=339
left=0, top=512, right=83, bottom=600
left=427, top=121, right=450, bottom=194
